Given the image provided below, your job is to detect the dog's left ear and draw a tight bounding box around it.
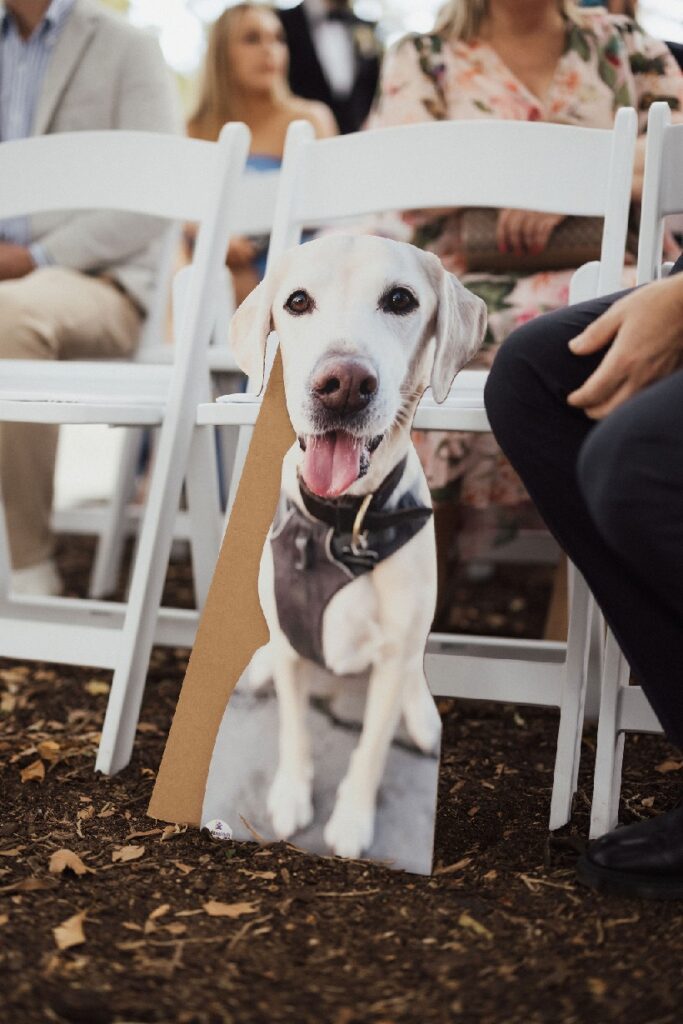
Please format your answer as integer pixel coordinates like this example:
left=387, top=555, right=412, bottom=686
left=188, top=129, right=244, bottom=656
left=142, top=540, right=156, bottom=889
left=423, top=251, right=487, bottom=404
left=228, top=275, right=277, bottom=394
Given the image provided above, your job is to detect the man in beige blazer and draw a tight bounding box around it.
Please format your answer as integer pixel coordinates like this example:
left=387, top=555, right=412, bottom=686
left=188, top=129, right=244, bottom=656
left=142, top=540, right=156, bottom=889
left=0, top=0, right=180, bottom=595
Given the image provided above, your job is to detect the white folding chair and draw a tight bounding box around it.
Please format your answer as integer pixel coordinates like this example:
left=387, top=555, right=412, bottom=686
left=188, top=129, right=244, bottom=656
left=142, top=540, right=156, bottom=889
left=0, top=124, right=251, bottom=774
left=197, top=110, right=637, bottom=830
left=51, top=221, right=181, bottom=591
left=56, top=169, right=280, bottom=602
left=589, top=101, right=678, bottom=838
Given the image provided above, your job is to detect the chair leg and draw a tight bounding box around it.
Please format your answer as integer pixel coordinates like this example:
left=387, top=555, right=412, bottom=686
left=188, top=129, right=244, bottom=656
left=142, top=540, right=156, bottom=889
left=96, top=417, right=200, bottom=776
left=217, top=424, right=239, bottom=511
left=584, top=602, right=605, bottom=722
left=549, top=564, right=592, bottom=831
left=186, top=426, right=222, bottom=609
left=89, top=427, right=145, bottom=599
left=590, top=628, right=629, bottom=838
left=0, top=490, right=11, bottom=602
left=222, top=424, right=253, bottom=532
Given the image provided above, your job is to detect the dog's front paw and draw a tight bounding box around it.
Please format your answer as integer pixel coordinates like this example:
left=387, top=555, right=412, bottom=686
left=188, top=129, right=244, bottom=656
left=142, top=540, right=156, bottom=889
left=324, top=792, right=374, bottom=859
left=267, top=770, right=313, bottom=839
left=402, top=681, right=442, bottom=755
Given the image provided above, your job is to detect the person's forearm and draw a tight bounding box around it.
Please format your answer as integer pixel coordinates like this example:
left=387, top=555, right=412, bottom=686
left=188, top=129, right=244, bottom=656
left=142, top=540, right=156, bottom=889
left=36, top=211, right=168, bottom=272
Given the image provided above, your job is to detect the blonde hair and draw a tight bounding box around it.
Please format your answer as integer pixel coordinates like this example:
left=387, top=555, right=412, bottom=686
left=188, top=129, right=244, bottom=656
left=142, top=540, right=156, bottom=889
left=189, top=3, right=290, bottom=141
left=435, top=0, right=583, bottom=42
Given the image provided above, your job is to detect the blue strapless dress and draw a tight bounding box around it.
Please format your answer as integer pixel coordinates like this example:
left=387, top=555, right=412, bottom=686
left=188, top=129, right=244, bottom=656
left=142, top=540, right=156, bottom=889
left=246, top=154, right=282, bottom=280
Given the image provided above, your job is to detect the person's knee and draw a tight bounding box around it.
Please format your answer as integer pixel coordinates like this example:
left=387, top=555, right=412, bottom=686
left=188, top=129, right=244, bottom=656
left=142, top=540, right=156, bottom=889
left=484, top=316, right=555, bottom=449
left=485, top=321, right=539, bottom=425
left=0, top=280, right=55, bottom=360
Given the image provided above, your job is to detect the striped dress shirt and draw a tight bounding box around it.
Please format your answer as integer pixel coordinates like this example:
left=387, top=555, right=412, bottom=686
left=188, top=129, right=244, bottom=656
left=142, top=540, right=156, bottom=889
left=0, top=0, right=75, bottom=263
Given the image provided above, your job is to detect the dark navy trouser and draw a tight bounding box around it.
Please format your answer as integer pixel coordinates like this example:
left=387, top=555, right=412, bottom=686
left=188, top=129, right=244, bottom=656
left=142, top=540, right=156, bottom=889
left=484, top=254, right=683, bottom=748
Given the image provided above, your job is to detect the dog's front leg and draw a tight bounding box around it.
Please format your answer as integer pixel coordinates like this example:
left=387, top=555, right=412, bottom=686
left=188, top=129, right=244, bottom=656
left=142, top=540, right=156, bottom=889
left=267, top=640, right=314, bottom=839
left=323, top=651, right=420, bottom=859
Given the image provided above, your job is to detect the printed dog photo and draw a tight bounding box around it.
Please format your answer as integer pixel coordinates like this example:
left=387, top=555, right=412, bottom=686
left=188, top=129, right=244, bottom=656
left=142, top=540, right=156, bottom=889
left=202, top=235, right=487, bottom=873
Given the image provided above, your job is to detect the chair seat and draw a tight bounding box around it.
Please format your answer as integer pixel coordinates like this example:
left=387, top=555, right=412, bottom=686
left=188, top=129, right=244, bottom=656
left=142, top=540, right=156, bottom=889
left=0, top=360, right=173, bottom=424
left=136, top=344, right=241, bottom=374
left=196, top=369, right=491, bottom=431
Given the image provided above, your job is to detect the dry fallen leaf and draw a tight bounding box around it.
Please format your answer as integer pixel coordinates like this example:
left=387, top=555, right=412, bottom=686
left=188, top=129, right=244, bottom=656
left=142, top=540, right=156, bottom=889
left=53, top=911, right=87, bottom=951
left=238, top=869, right=277, bottom=881
left=434, top=857, right=472, bottom=876
left=0, top=914, right=9, bottom=926
left=112, top=845, right=145, bottom=864
left=37, top=740, right=61, bottom=763
left=161, top=824, right=186, bottom=842
left=20, top=759, right=45, bottom=784
left=655, top=758, right=683, bottom=774
left=84, top=680, right=110, bottom=696
left=49, top=849, right=93, bottom=877
left=171, top=861, right=194, bottom=875
left=0, top=876, right=57, bottom=894
left=165, top=922, right=187, bottom=937
left=203, top=900, right=259, bottom=919
left=458, top=911, right=493, bottom=941
left=148, top=903, right=171, bottom=921
left=145, top=903, right=171, bottom=933
left=587, top=977, right=607, bottom=999
left=125, top=828, right=162, bottom=842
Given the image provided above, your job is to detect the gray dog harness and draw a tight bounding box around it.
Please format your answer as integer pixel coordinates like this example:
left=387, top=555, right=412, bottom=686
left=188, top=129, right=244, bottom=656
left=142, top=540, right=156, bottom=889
left=270, top=456, right=433, bottom=668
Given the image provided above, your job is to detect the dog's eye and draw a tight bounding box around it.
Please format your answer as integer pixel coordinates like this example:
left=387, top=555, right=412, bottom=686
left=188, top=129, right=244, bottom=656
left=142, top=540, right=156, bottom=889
left=381, top=287, right=418, bottom=316
left=285, top=289, right=314, bottom=315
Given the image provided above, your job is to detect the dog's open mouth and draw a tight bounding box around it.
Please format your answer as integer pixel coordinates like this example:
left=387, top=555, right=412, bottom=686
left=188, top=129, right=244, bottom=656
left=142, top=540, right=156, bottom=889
left=299, top=431, right=383, bottom=498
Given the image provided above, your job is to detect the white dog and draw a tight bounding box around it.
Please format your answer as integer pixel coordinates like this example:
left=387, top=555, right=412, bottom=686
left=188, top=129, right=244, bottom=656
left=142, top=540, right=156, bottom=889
left=230, top=234, right=487, bottom=859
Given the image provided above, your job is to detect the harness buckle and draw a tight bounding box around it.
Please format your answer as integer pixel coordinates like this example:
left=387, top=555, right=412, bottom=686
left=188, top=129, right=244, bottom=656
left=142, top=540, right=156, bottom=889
left=351, top=493, right=374, bottom=556
left=294, top=530, right=312, bottom=571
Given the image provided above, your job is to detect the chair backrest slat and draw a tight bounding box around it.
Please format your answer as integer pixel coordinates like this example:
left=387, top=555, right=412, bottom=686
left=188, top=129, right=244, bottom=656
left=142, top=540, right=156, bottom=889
left=637, top=102, right=683, bottom=284
left=0, top=131, right=226, bottom=222
left=265, top=111, right=637, bottom=299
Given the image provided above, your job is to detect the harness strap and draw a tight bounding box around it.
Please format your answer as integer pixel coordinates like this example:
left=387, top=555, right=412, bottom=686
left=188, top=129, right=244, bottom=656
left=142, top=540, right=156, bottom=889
left=298, top=455, right=431, bottom=533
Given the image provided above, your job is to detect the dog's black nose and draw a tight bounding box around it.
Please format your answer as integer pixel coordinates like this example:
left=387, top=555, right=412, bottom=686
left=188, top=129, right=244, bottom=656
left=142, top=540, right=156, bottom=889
left=312, top=358, right=378, bottom=414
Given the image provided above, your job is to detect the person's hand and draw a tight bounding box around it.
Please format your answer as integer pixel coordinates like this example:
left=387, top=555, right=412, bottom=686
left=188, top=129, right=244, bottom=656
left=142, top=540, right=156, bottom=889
left=0, top=243, right=35, bottom=280
left=496, top=209, right=565, bottom=255
left=567, top=273, right=683, bottom=419
left=226, top=236, right=257, bottom=270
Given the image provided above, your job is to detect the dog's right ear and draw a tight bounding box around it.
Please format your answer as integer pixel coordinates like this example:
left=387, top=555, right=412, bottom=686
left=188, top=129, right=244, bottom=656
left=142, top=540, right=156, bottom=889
left=228, top=276, right=276, bottom=394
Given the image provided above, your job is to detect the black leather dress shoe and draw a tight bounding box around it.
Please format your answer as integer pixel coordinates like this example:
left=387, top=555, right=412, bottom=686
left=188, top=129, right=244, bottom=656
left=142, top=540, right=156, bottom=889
left=577, top=804, right=683, bottom=899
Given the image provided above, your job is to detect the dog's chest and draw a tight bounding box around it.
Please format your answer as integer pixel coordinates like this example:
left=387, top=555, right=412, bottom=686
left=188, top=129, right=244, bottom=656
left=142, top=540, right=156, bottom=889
left=270, top=501, right=380, bottom=670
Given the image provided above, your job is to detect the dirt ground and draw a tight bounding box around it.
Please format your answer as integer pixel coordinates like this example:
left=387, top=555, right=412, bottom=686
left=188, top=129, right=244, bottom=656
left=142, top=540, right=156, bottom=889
left=1, top=538, right=682, bottom=1024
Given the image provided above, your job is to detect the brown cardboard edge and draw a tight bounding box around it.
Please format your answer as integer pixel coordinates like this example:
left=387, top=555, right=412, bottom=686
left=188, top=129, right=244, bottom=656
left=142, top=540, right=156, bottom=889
left=148, top=351, right=295, bottom=825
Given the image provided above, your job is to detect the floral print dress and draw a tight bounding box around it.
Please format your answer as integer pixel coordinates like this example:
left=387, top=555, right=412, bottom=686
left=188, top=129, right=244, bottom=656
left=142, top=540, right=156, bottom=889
left=369, top=10, right=683, bottom=558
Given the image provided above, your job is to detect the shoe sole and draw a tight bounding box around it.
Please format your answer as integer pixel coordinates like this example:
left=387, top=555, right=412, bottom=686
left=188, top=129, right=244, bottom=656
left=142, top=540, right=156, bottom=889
left=577, top=854, right=683, bottom=900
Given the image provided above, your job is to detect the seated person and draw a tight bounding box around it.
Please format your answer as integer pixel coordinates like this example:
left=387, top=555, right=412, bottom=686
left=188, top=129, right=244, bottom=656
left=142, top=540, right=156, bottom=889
left=187, top=2, right=337, bottom=306
left=0, top=0, right=180, bottom=596
left=368, top=0, right=683, bottom=628
left=485, top=252, right=683, bottom=901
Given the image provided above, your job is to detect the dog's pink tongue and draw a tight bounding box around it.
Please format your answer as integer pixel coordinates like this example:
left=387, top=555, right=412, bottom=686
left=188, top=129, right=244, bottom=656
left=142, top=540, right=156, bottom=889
left=302, top=432, right=361, bottom=497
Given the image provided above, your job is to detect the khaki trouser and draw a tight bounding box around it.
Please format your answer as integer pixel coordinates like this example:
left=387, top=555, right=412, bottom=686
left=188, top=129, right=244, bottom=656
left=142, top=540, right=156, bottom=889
left=0, top=267, right=143, bottom=569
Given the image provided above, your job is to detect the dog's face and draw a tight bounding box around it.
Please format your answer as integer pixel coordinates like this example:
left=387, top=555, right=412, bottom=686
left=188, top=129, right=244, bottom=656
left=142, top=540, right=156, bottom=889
left=230, top=235, right=486, bottom=497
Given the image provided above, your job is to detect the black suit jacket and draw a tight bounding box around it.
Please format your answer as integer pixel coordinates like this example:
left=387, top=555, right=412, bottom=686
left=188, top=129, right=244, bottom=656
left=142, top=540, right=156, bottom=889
left=278, top=3, right=380, bottom=134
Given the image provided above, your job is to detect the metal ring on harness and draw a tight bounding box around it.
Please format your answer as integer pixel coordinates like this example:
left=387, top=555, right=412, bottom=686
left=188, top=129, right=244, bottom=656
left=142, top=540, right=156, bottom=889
left=351, top=493, right=374, bottom=556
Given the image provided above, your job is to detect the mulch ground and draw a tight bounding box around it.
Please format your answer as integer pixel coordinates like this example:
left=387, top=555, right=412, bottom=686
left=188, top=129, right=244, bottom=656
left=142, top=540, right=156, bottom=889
left=1, top=538, right=682, bottom=1024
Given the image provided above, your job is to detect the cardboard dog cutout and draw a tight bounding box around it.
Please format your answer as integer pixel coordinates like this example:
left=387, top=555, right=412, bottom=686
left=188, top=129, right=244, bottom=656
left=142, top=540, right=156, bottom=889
left=150, top=235, right=486, bottom=874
